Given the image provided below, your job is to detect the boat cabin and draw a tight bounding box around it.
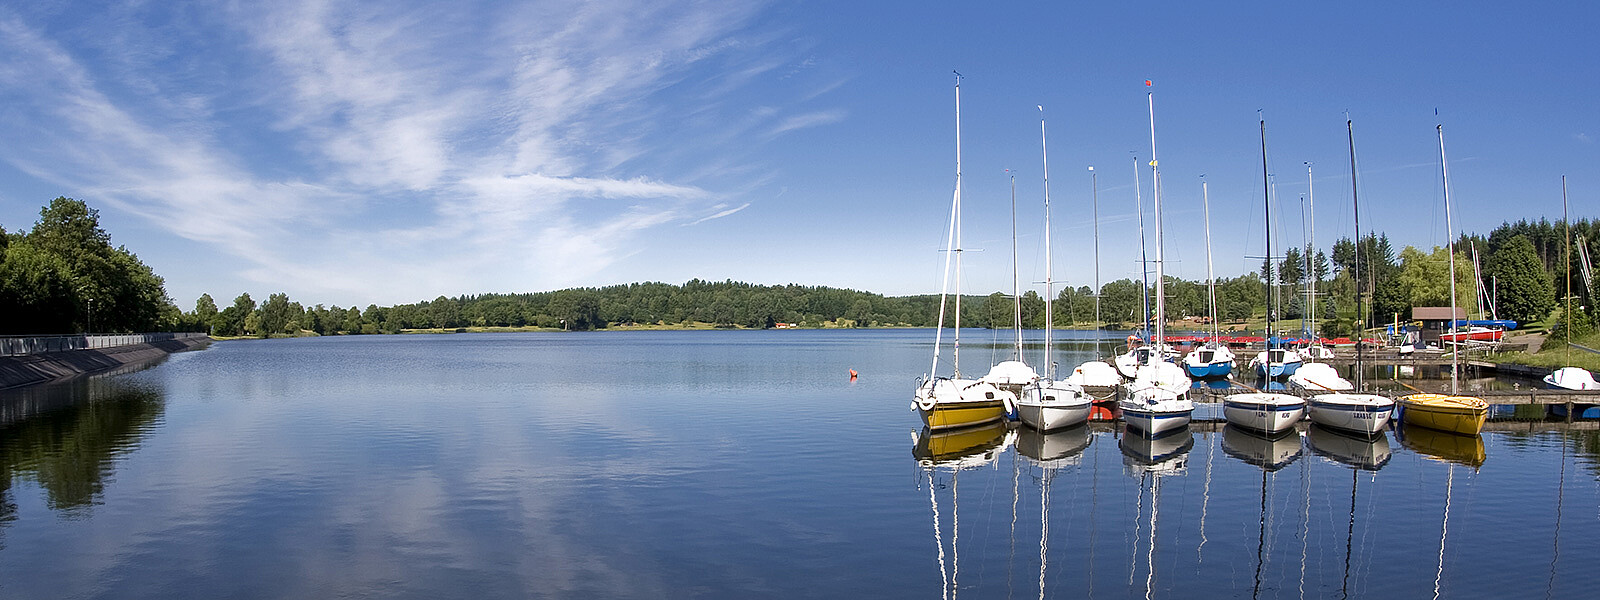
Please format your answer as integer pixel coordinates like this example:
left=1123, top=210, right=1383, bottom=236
left=1412, top=307, right=1467, bottom=345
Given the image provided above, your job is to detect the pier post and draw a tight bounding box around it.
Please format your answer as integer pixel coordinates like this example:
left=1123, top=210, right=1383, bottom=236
left=1567, top=402, right=1575, bottom=423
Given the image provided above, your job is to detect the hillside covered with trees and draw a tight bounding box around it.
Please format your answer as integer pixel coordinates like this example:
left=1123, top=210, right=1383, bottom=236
left=3, top=197, right=1595, bottom=339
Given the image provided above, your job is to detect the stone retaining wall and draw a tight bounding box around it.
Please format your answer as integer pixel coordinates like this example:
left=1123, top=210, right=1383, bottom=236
left=0, top=337, right=211, bottom=390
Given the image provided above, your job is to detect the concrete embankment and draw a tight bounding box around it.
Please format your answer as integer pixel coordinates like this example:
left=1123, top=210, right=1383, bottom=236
left=0, top=336, right=211, bottom=390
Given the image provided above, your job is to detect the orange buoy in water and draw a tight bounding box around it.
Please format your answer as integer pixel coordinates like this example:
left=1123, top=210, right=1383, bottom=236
left=849, top=369, right=858, bottom=380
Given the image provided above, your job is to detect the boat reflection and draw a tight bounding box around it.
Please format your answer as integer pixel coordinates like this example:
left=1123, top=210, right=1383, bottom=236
left=1119, top=425, right=1193, bottom=477
left=1221, top=425, right=1303, bottom=472
left=1307, top=425, right=1392, bottom=471
left=1398, top=423, right=1486, bottom=468
left=915, top=421, right=1014, bottom=600
left=1016, top=423, right=1091, bottom=467
left=912, top=421, right=1012, bottom=469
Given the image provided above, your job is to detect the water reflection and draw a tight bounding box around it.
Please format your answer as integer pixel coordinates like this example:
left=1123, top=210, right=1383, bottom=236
left=1015, top=424, right=1091, bottom=467
left=1307, top=425, right=1392, bottom=471
left=0, top=377, right=165, bottom=520
left=1119, top=426, right=1193, bottom=476
left=1221, top=425, right=1304, bottom=471
left=1398, top=424, right=1487, bottom=468
left=902, top=418, right=1600, bottom=598
left=914, top=422, right=1012, bottom=600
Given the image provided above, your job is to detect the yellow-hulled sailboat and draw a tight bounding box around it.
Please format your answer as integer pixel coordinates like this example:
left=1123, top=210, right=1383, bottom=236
left=1399, top=124, right=1488, bottom=436
left=912, top=73, right=1015, bottom=431
left=1396, top=394, right=1487, bottom=436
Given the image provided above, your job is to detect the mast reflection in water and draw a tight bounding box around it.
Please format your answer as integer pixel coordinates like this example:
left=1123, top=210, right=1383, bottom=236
left=911, top=419, right=1600, bottom=599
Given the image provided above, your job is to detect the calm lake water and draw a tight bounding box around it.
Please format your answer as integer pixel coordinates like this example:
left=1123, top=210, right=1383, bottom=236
left=1, top=330, right=1597, bottom=599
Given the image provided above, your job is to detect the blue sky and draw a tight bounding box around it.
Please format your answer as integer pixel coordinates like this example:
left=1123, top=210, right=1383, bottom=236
left=1, top=1, right=1595, bottom=308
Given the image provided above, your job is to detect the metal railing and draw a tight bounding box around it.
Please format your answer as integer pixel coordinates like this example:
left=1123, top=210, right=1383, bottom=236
left=0, top=332, right=208, bottom=357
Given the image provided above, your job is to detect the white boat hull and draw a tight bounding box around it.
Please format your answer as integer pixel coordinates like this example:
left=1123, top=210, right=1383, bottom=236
left=1223, top=393, right=1306, bottom=434
left=1017, top=402, right=1092, bottom=431
left=1017, top=379, right=1092, bottom=430
left=1120, top=405, right=1192, bottom=436
left=1119, top=389, right=1193, bottom=436
left=1307, top=393, right=1394, bottom=435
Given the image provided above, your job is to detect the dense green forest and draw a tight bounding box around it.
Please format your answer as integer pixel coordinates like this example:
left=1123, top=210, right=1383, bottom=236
left=0, top=198, right=177, bottom=335
left=3, top=197, right=1596, bottom=338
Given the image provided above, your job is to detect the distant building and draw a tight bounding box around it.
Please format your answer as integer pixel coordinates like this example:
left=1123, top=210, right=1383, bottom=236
left=1412, top=307, right=1466, bottom=345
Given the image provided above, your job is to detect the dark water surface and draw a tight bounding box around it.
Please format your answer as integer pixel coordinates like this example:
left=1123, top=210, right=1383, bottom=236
left=1, top=330, right=1597, bottom=598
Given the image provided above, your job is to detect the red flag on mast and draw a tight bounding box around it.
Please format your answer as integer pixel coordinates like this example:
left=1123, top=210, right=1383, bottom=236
left=1145, top=79, right=1152, bottom=86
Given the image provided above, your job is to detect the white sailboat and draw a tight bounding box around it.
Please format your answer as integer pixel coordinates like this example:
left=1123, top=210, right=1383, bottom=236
left=981, top=173, right=1040, bottom=397
left=1289, top=362, right=1353, bottom=392
left=1118, top=87, right=1194, bottom=436
left=1067, top=165, right=1123, bottom=399
left=1228, top=114, right=1305, bottom=434
left=1309, top=117, right=1395, bottom=434
left=1016, top=107, right=1092, bottom=431
left=1396, top=123, right=1490, bottom=436
left=915, top=74, right=1014, bottom=431
left=1250, top=168, right=1306, bottom=378
left=1113, top=152, right=1176, bottom=380
left=1300, top=161, right=1336, bottom=361
left=1183, top=177, right=1237, bottom=378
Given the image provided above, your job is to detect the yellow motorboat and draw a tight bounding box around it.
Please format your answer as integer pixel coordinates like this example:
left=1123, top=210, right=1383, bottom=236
left=1396, top=393, right=1487, bottom=435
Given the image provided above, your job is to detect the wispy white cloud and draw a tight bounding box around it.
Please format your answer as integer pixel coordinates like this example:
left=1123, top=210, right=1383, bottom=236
left=1578, top=133, right=1593, bottom=144
left=0, top=1, right=826, bottom=305
left=770, top=109, right=846, bottom=136
left=687, top=202, right=751, bottom=225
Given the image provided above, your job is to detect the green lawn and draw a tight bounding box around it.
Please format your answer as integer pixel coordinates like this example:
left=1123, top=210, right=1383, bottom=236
left=1495, top=330, right=1600, bottom=372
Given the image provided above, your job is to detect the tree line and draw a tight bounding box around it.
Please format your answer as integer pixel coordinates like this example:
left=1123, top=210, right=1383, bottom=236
left=0, top=198, right=176, bottom=335
left=3, top=197, right=1594, bottom=338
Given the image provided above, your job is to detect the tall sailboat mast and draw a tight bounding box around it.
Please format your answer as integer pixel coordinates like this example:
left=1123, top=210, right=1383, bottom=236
left=1260, top=114, right=1275, bottom=373
left=1040, top=106, right=1055, bottom=376
left=1306, top=162, right=1317, bottom=340
left=1148, top=89, right=1165, bottom=361
left=930, top=73, right=963, bottom=380
left=953, top=74, right=965, bottom=377
left=1202, top=178, right=1218, bottom=341
left=1347, top=117, right=1365, bottom=390
left=1010, top=172, right=1024, bottom=360
left=1133, top=154, right=1149, bottom=344
left=1438, top=124, right=1458, bottom=395
left=1092, top=166, right=1102, bottom=358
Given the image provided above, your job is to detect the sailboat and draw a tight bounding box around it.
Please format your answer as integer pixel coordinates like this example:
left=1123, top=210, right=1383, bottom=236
left=1398, top=123, right=1489, bottom=436
left=1118, top=86, right=1194, bottom=436
left=1016, top=107, right=1092, bottom=431
left=1227, top=115, right=1305, bottom=434
left=1309, top=118, right=1395, bottom=435
left=1114, top=152, right=1179, bottom=381
left=1300, top=162, right=1336, bottom=361
left=1546, top=177, right=1594, bottom=390
left=1545, top=367, right=1600, bottom=390
left=981, top=173, right=1041, bottom=397
left=1067, top=166, right=1124, bottom=400
left=915, top=74, right=1015, bottom=431
left=1249, top=171, right=1305, bottom=379
left=1183, top=178, right=1237, bottom=378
